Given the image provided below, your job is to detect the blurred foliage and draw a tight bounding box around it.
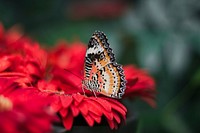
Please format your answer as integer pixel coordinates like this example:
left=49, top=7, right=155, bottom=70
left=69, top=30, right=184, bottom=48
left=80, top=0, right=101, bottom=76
left=0, top=0, right=200, bottom=133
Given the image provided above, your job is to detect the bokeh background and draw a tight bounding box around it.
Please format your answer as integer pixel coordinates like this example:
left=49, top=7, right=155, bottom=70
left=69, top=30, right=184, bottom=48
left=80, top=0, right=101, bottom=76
left=1, top=0, right=200, bottom=133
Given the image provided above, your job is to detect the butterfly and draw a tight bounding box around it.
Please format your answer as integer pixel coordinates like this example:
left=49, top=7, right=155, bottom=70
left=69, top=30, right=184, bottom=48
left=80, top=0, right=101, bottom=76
left=82, top=31, right=126, bottom=99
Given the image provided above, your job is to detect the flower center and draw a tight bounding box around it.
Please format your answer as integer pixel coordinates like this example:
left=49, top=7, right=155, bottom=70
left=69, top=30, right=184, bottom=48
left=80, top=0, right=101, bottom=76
left=0, top=95, right=13, bottom=112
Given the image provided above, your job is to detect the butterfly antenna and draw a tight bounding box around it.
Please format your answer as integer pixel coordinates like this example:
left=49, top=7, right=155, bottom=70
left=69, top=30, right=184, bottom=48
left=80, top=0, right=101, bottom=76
left=64, top=69, right=83, bottom=80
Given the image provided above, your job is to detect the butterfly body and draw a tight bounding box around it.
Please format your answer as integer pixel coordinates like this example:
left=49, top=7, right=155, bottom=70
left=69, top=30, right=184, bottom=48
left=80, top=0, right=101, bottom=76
left=83, top=31, right=126, bottom=99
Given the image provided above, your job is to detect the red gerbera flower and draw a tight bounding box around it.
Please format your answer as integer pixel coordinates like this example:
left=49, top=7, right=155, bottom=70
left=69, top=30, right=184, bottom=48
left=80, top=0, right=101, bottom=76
left=40, top=42, right=155, bottom=130
left=48, top=41, right=86, bottom=71
left=123, top=65, right=156, bottom=107
left=0, top=24, right=51, bottom=92
left=51, top=93, right=126, bottom=130
left=0, top=23, right=48, bottom=87
left=0, top=22, right=156, bottom=132
left=37, top=66, right=127, bottom=130
left=0, top=78, right=57, bottom=133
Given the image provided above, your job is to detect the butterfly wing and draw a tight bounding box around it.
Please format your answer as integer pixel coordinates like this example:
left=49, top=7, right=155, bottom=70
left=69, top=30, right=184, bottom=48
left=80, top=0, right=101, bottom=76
left=90, top=62, right=126, bottom=98
left=84, top=31, right=126, bottom=98
left=84, top=31, right=115, bottom=78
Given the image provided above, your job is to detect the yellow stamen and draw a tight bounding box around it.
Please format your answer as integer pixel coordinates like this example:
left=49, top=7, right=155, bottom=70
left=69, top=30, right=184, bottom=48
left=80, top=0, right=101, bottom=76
left=0, top=95, right=13, bottom=112
left=41, top=89, right=65, bottom=95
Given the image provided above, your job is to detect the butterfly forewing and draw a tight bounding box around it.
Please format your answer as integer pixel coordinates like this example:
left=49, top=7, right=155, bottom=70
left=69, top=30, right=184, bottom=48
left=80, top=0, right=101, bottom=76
left=83, top=31, right=126, bottom=99
left=84, top=32, right=114, bottom=78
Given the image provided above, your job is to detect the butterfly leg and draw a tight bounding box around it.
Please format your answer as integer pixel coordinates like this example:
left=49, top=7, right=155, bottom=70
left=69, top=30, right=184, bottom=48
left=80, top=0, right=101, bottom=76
left=91, top=89, right=97, bottom=98
left=81, top=84, right=86, bottom=96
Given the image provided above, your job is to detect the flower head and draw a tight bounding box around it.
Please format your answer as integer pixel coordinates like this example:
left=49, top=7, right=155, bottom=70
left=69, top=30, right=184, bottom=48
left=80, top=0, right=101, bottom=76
left=0, top=22, right=156, bottom=131
left=41, top=42, right=156, bottom=129
left=48, top=41, right=86, bottom=71
left=37, top=64, right=127, bottom=130
left=123, top=65, right=156, bottom=107
left=0, top=24, right=48, bottom=87
left=0, top=78, right=57, bottom=133
left=50, top=93, right=126, bottom=130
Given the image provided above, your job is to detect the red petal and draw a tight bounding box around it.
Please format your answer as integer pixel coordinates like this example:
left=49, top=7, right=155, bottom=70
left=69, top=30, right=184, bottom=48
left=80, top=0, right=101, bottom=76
left=141, top=97, right=156, bottom=108
left=27, top=117, right=52, bottom=133
left=83, top=114, right=95, bottom=127
left=103, top=110, right=113, bottom=120
left=78, top=101, right=88, bottom=115
left=114, top=120, right=119, bottom=129
left=73, top=99, right=80, bottom=106
left=104, top=98, right=127, bottom=112
left=112, top=104, right=126, bottom=116
left=72, top=94, right=84, bottom=104
left=60, top=95, right=73, bottom=108
left=0, top=58, right=10, bottom=72
left=88, top=111, right=101, bottom=123
left=70, top=104, right=79, bottom=117
left=26, top=63, right=41, bottom=77
left=63, top=111, right=74, bottom=130
left=51, top=101, right=62, bottom=112
left=91, top=97, right=112, bottom=112
left=127, top=77, right=138, bottom=86
left=113, top=111, right=121, bottom=124
left=104, top=98, right=126, bottom=116
left=107, top=119, right=115, bottom=129
left=59, top=108, right=68, bottom=117
left=123, top=65, right=156, bottom=107
left=86, top=99, right=103, bottom=116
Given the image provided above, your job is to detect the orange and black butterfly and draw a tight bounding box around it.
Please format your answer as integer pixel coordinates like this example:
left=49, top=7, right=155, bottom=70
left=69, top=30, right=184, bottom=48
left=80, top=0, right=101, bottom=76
left=82, top=31, right=126, bottom=99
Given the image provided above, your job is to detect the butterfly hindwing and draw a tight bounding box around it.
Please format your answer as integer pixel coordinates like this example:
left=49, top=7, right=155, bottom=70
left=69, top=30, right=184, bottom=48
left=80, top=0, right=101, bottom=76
left=83, top=31, right=126, bottom=99
left=90, top=62, right=126, bottom=98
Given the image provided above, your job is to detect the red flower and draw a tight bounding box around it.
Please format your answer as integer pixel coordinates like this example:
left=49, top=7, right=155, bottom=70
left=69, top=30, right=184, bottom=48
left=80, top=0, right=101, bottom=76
left=48, top=41, right=86, bottom=71
left=0, top=78, right=57, bottom=133
left=123, top=65, right=156, bottom=107
left=0, top=23, right=48, bottom=87
left=37, top=66, right=127, bottom=130
left=42, top=41, right=156, bottom=130
left=44, top=92, right=127, bottom=130
left=0, top=22, right=156, bottom=131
